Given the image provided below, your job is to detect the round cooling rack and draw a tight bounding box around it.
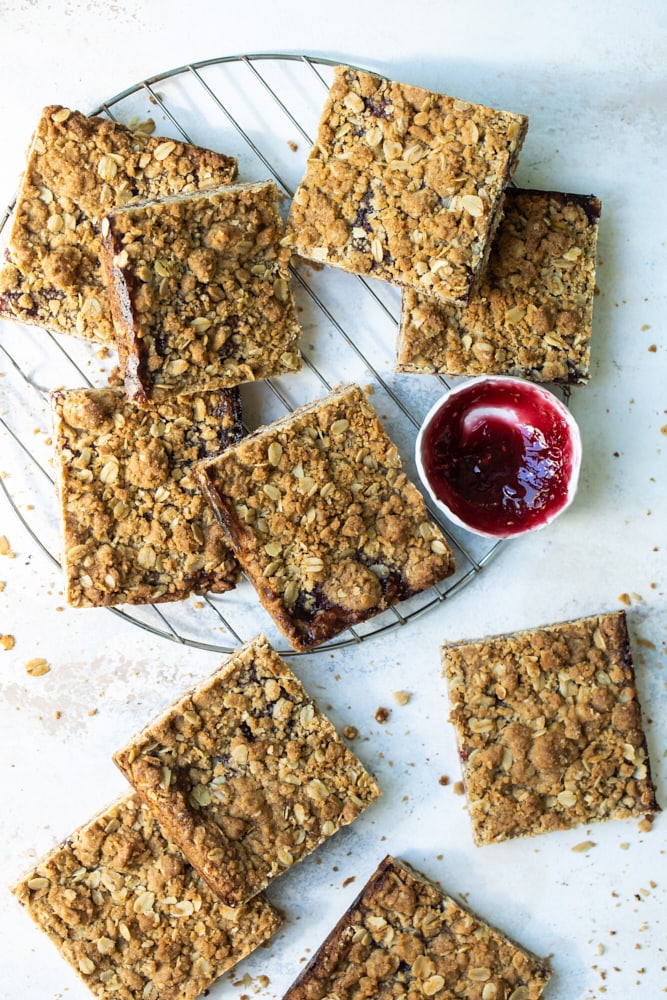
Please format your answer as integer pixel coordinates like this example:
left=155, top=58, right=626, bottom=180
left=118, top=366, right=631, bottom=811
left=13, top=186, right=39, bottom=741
left=0, top=53, right=506, bottom=656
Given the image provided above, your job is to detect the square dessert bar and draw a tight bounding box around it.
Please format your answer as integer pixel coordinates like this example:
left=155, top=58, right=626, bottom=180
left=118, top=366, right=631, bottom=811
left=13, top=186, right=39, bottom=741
left=51, top=386, right=241, bottom=607
left=114, top=634, right=381, bottom=908
left=102, top=179, right=302, bottom=402
left=0, top=105, right=237, bottom=343
left=11, top=794, right=281, bottom=1000
left=284, top=65, right=528, bottom=304
left=195, top=383, right=455, bottom=651
left=283, top=855, right=551, bottom=1000
left=397, top=188, right=602, bottom=383
left=442, top=611, right=660, bottom=845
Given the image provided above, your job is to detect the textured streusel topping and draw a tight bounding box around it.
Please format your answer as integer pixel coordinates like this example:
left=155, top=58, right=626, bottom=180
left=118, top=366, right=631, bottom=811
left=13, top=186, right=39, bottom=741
left=0, top=105, right=237, bottom=343
left=12, top=794, right=281, bottom=1000
left=283, top=855, right=551, bottom=1000
left=196, top=384, right=455, bottom=650
left=442, top=612, right=660, bottom=845
left=114, top=635, right=381, bottom=907
left=102, top=180, right=302, bottom=401
left=52, top=386, right=241, bottom=607
left=284, top=65, right=528, bottom=304
left=397, top=189, right=602, bottom=383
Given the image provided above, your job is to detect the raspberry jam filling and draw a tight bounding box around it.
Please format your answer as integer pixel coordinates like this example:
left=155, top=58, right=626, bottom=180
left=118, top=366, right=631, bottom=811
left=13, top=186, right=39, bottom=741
left=419, top=378, right=579, bottom=537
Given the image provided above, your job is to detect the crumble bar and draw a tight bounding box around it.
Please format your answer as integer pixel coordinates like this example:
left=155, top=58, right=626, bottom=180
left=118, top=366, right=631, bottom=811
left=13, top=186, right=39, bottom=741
left=0, top=105, right=237, bottom=343
left=114, top=634, right=381, bottom=907
left=442, top=611, right=660, bottom=845
left=195, top=383, right=455, bottom=651
left=11, top=793, right=281, bottom=1000
left=283, top=855, right=551, bottom=1000
left=284, top=65, right=528, bottom=304
left=51, top=386, right=241, bottom=607
left=397, top=189, right=602, bottom=383
left=102, top=179, right=302, bottom=402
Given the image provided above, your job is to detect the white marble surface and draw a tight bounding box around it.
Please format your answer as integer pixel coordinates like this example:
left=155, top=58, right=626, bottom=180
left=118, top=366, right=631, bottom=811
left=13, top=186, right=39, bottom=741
left=0, top=2, right=665, bottom=998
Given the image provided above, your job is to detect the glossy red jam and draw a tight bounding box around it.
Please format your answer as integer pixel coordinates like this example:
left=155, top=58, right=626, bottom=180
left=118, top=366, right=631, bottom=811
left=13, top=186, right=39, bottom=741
left=418, top=378, right=580, bottom=538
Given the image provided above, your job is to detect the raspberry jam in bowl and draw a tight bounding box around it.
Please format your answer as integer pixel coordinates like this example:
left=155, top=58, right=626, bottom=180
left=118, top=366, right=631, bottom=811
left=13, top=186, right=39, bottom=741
left=416, top=376, right=582, bottom=539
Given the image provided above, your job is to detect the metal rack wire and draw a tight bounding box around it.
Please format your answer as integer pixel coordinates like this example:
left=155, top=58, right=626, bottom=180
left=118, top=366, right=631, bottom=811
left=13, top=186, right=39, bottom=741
left=0, top=53, right=505, bottom=656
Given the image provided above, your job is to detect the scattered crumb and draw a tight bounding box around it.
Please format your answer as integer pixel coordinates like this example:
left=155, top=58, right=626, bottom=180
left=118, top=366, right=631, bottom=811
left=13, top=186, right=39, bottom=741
left=88, top=708, right=98, bottom=717
left=620, top=842, right=630, bottom=850
left=54, top=710, right=61, bottom=720
left=24, top=657, right=50, bottom=677
left=438, top=775, right=450, bottom=786
left=618, top=592, right=631, bottom=606
left=0, top=580, right=5, bottom=591
left=287, top=140, right=298, bottom=152
left=571, top=840, right=597, bottom=853
left=453, top=780, right=465, bottom=796
left=636, top=638, right=656, bottom=650
left=648, top=344, right=657, bottom=352
left=374, top=706, right=390, bottom=724
left=638, top=816, right=654, bottom=833
left=343, top=725, right=358, bottom=740
left=342, top=875, right=356, bottom=888
left=1, top=634, right=15, bottom=650
left=192, top=600, right=204, bottom=610
left=0, top=535, right=15, bottom=557
left=392, top=690, right=410, bottom=706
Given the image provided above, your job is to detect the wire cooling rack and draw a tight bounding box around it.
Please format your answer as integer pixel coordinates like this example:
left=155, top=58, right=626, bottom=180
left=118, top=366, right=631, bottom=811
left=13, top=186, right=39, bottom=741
left=0, top=53, right=505, bottom=655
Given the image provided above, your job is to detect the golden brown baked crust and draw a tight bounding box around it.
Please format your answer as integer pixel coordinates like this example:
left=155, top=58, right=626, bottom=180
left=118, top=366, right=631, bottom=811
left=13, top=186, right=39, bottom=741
left=442, top=611, right=660, bottom=845
left=51, top=386, right=241, bottom=607
left=0, top=105, right=237, bottom=343
left=397, top=189, right=602, bottom=383
left=283, top=855, right=551, bottom=1000
left=101, top=180, right=302, bottom=402
left=114, top=634, right=381, bottom=907
left=11, top=793, right=282, bottom=1000
left=195, top=383, right=455, bottom=650
left=284, top=65, right=527, bottom=304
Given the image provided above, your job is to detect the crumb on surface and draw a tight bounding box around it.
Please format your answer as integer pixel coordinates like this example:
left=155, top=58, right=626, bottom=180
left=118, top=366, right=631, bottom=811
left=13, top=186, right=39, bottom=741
left=24, top=657, right=50, bottom=677
left=374, top=706, right=390, bottom=724
left=0, top=535, right=15, bottom=557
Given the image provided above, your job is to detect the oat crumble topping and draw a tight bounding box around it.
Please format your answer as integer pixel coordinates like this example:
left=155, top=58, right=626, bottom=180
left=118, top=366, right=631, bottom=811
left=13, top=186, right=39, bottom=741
left=12, top=794, right=281, bottom=1000
left=51, top=386, right=241, bottom=607
left=195, top=383, right=455, bottom=650
left=284, top=66, right=527, bottom=304
left=442, top=612, right=660, bottom=845
left=396, top=188, right=600, bottom=383
left=102, top=180, right=302, bottom=401
left=282, top=855, right=551, bottom=1000
left=0, top=106, right=237, bottom=343
left=397, top=189, right=602, bottom=383
left=114, top=635, right=381, bottom=908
